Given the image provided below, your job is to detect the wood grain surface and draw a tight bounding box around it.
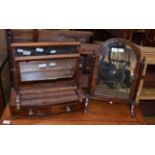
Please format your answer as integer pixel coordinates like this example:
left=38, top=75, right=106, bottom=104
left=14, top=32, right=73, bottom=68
left=0, top=100, right=146, bottom=125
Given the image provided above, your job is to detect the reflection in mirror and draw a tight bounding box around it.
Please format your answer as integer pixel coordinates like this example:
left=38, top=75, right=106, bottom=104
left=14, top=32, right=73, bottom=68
left=96, top=42, right=137, bottom=99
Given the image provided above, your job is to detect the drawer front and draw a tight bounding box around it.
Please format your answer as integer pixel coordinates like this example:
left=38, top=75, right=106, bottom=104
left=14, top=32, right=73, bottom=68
left=10, top=106, right=51, bottom=117
left=10, top=102, right=84, bottom=117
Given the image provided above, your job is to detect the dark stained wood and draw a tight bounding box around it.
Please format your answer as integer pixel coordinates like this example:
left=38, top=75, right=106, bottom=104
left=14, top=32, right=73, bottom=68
left=38, top=30, right=93, bottom=43
left=11, top=89, right=79, bottom=107
left=102, top=30, right=133, bottom=40
left=80, top=43, right=102, bottom=73
left=8, top=29, right=34, bottom=42
left=80, top=43, right=101, bottom=55
left=142, top=64, right=155, bottom=88
left=88, top=38, right=142, bottom=117
left=15, top=54, right=80, bottom=61
left=11, top=41, right=80, bottom=47
left=10, top=42, right=86, bottom=117
left=33, top=29, right=38, bottom=42
left=5, top=30, right=155, bottom=121
left=6, top=30, right=97, bottom=88
left=20, top=85, right=77, bottom=94
left=7, top=29, right=94, bottom=43
left=7, top=30, right=93, bottom=81
left=0, top=100, right=146, bottom=125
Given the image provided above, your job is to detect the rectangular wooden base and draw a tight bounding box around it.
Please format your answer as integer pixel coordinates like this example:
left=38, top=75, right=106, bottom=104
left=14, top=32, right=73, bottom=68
left=1, top=100, right=146, bottom=125
left=10, top=102, right=84, bottom=118
left=9, top=86, right=85, bottom=118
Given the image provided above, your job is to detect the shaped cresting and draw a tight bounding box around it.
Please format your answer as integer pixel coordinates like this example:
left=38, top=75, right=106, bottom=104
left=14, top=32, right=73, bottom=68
left=89, top=38, right=142, bottom=117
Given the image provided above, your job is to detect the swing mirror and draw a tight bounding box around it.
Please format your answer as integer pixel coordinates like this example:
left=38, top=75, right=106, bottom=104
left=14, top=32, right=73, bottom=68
left=90, top=38, right=141, bottom=101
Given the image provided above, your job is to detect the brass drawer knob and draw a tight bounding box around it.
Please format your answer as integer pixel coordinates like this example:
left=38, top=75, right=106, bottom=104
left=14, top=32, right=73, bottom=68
left=28, top=109, right=33, bottom=116
left=66, top=105, right=71, bottom=113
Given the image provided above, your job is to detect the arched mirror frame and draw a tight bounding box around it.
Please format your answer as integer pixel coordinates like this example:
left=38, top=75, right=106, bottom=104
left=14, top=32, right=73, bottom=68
left=89, top=38, right=142, bottom=116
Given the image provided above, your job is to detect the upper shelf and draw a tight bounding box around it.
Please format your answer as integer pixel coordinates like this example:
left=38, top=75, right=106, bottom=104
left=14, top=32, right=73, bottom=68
left=138, top=46, right=155, bottom=64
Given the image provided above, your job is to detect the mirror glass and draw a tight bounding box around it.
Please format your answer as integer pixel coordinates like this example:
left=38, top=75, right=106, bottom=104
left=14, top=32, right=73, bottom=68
left=96, top=42, right=137, bottom=99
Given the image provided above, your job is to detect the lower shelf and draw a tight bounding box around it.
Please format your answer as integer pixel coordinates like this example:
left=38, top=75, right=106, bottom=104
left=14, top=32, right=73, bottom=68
left=1, top=101, right=146, bottom=125
left=140, top=88, right=155, bottom=100
left=9, top=86, right=85, bottom=117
